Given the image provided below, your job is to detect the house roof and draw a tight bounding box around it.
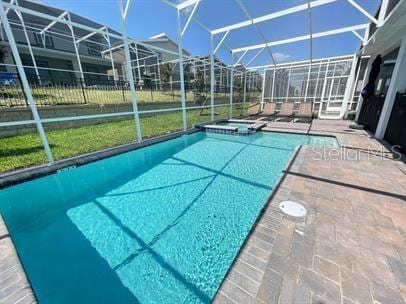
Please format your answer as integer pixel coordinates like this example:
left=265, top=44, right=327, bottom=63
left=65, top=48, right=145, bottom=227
left=141, top=32, right=191, bottom=56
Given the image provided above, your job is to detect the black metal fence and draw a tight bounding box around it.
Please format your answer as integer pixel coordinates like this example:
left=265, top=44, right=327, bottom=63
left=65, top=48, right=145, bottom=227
left=0, top=72, right=262, bottom=107
left=0, top=73, right=134, bottom=107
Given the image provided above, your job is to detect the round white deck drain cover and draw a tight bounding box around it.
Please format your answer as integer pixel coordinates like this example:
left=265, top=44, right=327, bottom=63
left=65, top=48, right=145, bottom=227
left=279, top=201, right=307, bottom=217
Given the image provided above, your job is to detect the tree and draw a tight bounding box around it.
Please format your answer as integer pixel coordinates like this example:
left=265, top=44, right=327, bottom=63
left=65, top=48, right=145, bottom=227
left=191, top=67, right=206, bottom=105
left=234, top=77, right=244, bottom=103
left=159, top=62, right=173, bottom=89
left=142, top=73, right=152, bottom=89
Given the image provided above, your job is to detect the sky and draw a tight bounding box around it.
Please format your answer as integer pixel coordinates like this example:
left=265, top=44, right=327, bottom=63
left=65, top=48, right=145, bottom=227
left=42, top=0, right=381, bottom=67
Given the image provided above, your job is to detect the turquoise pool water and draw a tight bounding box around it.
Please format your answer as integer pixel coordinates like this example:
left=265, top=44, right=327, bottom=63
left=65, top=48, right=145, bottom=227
left=0, top=131, right=338, bottom=304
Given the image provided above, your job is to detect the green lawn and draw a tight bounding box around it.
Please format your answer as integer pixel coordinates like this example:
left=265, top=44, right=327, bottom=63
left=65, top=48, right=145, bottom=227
left=0, top=105, right=248, bottom=173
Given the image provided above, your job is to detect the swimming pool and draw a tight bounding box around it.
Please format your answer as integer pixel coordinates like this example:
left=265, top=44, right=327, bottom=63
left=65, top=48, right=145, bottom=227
left=0, top=131, right=338, bottom=304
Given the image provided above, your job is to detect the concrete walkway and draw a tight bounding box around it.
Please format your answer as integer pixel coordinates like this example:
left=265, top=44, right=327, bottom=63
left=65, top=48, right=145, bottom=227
left=214, top=119, right=406, bottom=304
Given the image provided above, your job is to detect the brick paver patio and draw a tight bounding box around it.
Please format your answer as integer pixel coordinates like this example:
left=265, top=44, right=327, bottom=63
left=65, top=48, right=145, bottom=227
left=214, top=119, right=406, bottom=304
left=0, top=215, right=36, bottom=304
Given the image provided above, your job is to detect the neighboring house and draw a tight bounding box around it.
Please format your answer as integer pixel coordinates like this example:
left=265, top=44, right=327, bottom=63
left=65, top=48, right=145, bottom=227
left=140, top=33, right=194, bottom=89
left=142, top=33, right=191, bottom=62
left=0, top=0, right=156, bottom=84
left=0, top=0, right=256, bottom=93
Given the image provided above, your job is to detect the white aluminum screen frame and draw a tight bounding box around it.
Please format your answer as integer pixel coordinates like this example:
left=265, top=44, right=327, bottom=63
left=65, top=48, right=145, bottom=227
left=0, top=0, right=389, bottom=167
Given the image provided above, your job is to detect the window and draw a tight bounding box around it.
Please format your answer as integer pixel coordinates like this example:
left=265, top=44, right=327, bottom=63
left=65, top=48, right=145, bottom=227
left=88, top=48, right=101, bottom=56
left=87, top=43, right=101, bottom=56
left=33, top=32, right=54, bottom=48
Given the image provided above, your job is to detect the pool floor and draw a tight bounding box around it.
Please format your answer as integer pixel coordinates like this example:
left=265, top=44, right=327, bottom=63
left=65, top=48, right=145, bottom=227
left=0, top=131, right=338, bottom=304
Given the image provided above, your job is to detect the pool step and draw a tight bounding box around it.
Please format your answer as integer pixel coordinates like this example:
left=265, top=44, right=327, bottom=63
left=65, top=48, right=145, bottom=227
left=204, top=125, right=239, bottom=131
left=198, top=120, right=266, bottom=136
left=319, top=110, right=341, bottom=120
left=250, top=122, right=266, bottom=131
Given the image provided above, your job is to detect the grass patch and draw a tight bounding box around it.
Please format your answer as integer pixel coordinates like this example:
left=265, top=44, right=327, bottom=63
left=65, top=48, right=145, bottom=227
left=0, top=105, right=248, bottom=174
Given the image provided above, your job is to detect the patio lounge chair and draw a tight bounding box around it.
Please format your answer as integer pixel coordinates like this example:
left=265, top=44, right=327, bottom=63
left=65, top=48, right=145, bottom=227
left=247, top=104, right=262, bottom=116
left=274, top=103, right=295, bottom=122
left=294, top=102, right=313, bottom=123
left=259, top=103, right=277, bottom=120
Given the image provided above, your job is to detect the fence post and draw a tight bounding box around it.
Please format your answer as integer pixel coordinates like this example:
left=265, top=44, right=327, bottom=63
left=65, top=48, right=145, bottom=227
left=18, top=75, right=29, bottom=107
left=121, top=81, right=126, bottom=102
left=80, top=78, right=87, bottom=104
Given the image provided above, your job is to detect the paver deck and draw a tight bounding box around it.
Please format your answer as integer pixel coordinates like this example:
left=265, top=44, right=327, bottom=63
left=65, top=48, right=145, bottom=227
left=214, top=119, right=406, bottom=304
left=0, top=215, right=36, bottom=304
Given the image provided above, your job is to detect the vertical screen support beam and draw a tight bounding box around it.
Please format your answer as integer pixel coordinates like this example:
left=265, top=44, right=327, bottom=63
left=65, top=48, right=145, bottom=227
left=118, top=0, right=142, bottom=142
left=363, top=25, right=370, bottom=45
left=378, top=0, right=389, bottom=25
left=261, top=70, right=266, bottom=109
left=0, top=2, right=53, bottom=163
left=229, top=53, right=234, bottom=118
left=133, top=43, right=142, bottom=89
left=304, top=0, right=313, bottom=104
left=313, top=61, right=323, bottom=103
left=355, top=56, right=372, bottom=121
left=248, top=73, right=252, bottom=95
left=285, top=66, right=292, bottom=103
left=219, top=65, right=222, bottom=93
left=327, top=64, right=336, bottom=102
left=66, top=13, right=85, bottom=81
left=103, top=28, right=118, bottom=81
left=210, top=34, right=215, bottom=121
left=319, top=58, right=330, bottom=117
left=349, top=57, right=362, bottom=110
left=14, top=0, right=41, bottom=84
left=156, top=54, right=161, bottom=90
left=340, top=54, right=358, bottom=118
left=176, top=8, right=187, bottom=131
left=243, top=71, right=247, bottom=106
left=271, top=68, right=276, bottom=103
left=304, top=66, right=312, bottom=103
